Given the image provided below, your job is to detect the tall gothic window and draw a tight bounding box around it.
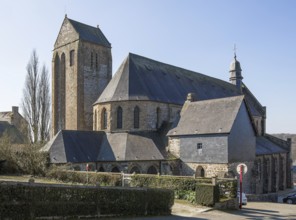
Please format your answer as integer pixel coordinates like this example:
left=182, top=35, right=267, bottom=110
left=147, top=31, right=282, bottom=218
left=117, top=106, right=123, bottom=129
left=91, top=52, right=93, bottom=68
left=96, top=53, right=98, bottom=70
left=134, top=106, right=140, bottom=129
left=156, top=107, right=161, bottom=129
left=102, top=108, right=107, bottom=129
left=70, top=50, right=75, bottom=66
left=94, top=110, right=97, bottom=130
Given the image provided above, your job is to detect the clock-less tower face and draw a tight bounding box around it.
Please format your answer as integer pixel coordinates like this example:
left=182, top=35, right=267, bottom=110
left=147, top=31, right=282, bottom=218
left=52, top=17, right=112, bottom=136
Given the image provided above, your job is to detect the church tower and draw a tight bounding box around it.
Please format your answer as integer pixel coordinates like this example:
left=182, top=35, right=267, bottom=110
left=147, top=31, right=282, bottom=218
left=52, top=16, right=112, bottom=136
left=229, top=53, right=243, bottom=92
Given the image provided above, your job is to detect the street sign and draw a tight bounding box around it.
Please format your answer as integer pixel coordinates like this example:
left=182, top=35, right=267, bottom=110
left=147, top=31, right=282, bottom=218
left=236, top=163, right=247, bottom=175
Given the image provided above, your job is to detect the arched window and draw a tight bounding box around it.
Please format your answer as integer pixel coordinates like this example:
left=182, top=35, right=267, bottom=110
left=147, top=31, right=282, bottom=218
left=156, top=107, right=161, bottom=129
left=70, top=50, right=75, bottom=66
left=130, top=166, right=141, bottom=174
left=117, top=106, right=123, bottom=129
left=98, top=166, right=105, bottom=172
left=94, top=110, right=97, bottom=130
left=195, top=166, right=205, bottom=177
left=134, top=106, right=140, bottom=129
left=101, top=108, right=107, bottom=129
left=111, top=166, right=120, bottom=173
left=147, top=166, right=157, bottom=174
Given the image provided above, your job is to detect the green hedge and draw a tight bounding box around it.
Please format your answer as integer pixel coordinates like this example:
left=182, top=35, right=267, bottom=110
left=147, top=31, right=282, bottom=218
left=0, top=182, right=174, bottom=219
left=196, top=184, right=220, bottom=206
left=46, top=168, right=121, bottom=186
left=131, top=174, right=212, bottom=190
left=130, top=174, right=213, bottom=204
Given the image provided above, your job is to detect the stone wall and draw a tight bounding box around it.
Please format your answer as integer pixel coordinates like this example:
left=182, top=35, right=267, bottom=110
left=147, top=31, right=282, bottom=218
left=52, top=18, right=111, bottom=135
left=181, top=162, right=228, bottom=178
left=93, top=101, right=181, bottom=132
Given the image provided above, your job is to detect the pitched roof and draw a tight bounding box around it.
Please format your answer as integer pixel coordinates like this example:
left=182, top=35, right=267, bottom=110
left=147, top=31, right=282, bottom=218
left=67, top=18, right=111, bottom=47
left=95, top=53, right=241, bottom=105
left=0, top=121, right=26, bottom=144
left=167, top=96, right=245, bottom=136
left=42, top=130, right=164, bottom=164
left=256, top=136, right=288, bottom=155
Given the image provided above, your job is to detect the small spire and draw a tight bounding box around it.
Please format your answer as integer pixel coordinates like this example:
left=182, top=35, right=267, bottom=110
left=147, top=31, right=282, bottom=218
left=233, top=44, right=237, bottom=60
left=65, top=14, right=67, bottom=18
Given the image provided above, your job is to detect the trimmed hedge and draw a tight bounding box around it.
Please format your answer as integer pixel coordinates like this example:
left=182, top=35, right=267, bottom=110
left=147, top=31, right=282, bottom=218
left=196, top=184, right=220, bottom=206
left=0, top=182, right=174, bottom=219
left=131, top=174, right=212, bottom=190
left=47, top=168, right=122, bottom=186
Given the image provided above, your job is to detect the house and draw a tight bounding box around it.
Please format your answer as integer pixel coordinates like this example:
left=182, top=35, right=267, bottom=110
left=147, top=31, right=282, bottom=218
left=0, top=106, right=28, bottom=143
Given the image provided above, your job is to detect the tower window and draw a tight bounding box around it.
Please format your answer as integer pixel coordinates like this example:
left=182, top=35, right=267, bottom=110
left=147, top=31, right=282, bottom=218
left=197, top=143, right=203, bottom=149
left=134, top=106, right=140, bottom=129
left=70, top=50, right=75, bottom=66
left=117, top=106, right=123, bottom=129
left=96, top=53, right=98, bottom=70
left=156, top=107, right=161, bottom=129
left=91, top=52, right=93, bottom=68
left=102, top=108, right=107, bottom=129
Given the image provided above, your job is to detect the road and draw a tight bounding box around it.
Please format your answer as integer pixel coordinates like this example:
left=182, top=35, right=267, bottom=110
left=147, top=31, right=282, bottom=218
left=106, top=202, right=296, bottom=220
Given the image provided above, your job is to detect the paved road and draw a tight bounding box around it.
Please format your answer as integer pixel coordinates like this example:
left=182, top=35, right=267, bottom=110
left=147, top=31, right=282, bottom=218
left=106, top=202, right=296, bottom=220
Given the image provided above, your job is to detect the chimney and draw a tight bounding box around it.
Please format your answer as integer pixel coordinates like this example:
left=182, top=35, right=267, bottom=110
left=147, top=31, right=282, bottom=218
left=12, top=106, right=19, bottom=114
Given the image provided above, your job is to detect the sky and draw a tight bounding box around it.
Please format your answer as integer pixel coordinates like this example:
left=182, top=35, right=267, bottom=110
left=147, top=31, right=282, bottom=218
left=0, top=0, right=295, bottom=134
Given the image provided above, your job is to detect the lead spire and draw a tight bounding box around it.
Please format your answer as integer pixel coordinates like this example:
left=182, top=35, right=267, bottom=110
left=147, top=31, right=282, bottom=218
left=229, top=45, right=243, bottom=92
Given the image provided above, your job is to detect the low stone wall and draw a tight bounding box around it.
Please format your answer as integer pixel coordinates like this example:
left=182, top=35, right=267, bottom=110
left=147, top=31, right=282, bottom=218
left=214, top=198, right=239, bottom=210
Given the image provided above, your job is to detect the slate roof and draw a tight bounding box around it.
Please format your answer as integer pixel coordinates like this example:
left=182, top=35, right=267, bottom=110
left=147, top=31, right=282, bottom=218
left=0, top=121, right=25, bottom=143
left=95, top=53, right=241, bottom=105
left=42, top=130, right=165, bottom=164
left=167, top=96, right=244, bottom=136
left=256, top=136, right=288, bottom=155
left=67, top=18, right=111, bottom=47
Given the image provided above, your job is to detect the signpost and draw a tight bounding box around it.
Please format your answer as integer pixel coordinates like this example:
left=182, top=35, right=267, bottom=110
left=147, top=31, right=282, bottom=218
left=236, top=163, right=247, bottom=209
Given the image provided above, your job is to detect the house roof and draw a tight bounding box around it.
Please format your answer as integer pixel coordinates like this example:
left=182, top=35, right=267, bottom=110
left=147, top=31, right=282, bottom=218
left=67, top=18, right=111, bottom=47
left=41, top=130, right=165, bottom=164
left=0, top=121, right=25, bottom=143
left=256, top=136, right=288, bottom=155
left=167, top=96, right=245, bottom=136
left=95, top=53, right=241, bottom=105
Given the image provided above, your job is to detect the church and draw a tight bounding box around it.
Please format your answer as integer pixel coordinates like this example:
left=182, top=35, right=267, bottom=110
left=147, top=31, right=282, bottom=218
left=43, top=16, right=293, bottom=194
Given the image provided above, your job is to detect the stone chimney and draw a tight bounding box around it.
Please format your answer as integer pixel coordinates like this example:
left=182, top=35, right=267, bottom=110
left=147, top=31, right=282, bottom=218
left=12, top=106, right=19, bottom=114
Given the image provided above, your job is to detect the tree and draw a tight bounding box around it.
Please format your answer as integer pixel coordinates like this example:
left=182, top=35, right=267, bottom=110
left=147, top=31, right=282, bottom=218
left=22, top=50, right=51, bottom=143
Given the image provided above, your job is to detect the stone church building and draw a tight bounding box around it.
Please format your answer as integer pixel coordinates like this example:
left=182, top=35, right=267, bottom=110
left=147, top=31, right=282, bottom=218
left=43, top=16, right=293, bottom=194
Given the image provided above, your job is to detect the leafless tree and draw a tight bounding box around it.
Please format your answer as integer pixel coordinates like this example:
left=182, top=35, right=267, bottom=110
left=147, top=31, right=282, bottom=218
left=22, top=50, right=51, bottom=143
left=38, top=65, right=51, bottom=142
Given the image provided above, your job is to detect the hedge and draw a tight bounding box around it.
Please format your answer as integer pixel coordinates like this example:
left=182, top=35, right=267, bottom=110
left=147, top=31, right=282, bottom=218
left=0, top=182, right=174, bottom=219
left=46, top=168, right=122, bottom=186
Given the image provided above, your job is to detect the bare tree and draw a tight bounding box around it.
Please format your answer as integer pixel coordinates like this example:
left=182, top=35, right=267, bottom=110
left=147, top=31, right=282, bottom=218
left=22, top=50, right=51, bottom=143
left=38, top=65, right=51, bottom=142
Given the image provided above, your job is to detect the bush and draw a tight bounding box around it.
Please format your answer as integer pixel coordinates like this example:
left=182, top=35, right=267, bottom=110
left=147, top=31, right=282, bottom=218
left=0, top=136, right=48, bottom=176
left=46, top=167, right=122, bottom=186
left=0, top=182, right=174, bottom=218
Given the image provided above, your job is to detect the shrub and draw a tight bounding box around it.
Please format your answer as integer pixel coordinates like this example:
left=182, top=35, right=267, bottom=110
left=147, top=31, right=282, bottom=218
left=0, top=182, right=174, bottom=218
left=46, top=167, right=122, bottom=186
left=0, top=136, right=48, bottom=176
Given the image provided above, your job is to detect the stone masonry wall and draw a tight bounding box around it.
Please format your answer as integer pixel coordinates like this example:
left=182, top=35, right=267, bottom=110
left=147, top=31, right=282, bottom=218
left=52, top=18, right=111, bottom=135
left=93, top=101, right=181, bottom=132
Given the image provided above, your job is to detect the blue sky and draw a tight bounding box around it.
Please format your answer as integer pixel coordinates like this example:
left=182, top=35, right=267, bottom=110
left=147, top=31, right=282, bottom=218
left=0, top=0, right=295, bottom=133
